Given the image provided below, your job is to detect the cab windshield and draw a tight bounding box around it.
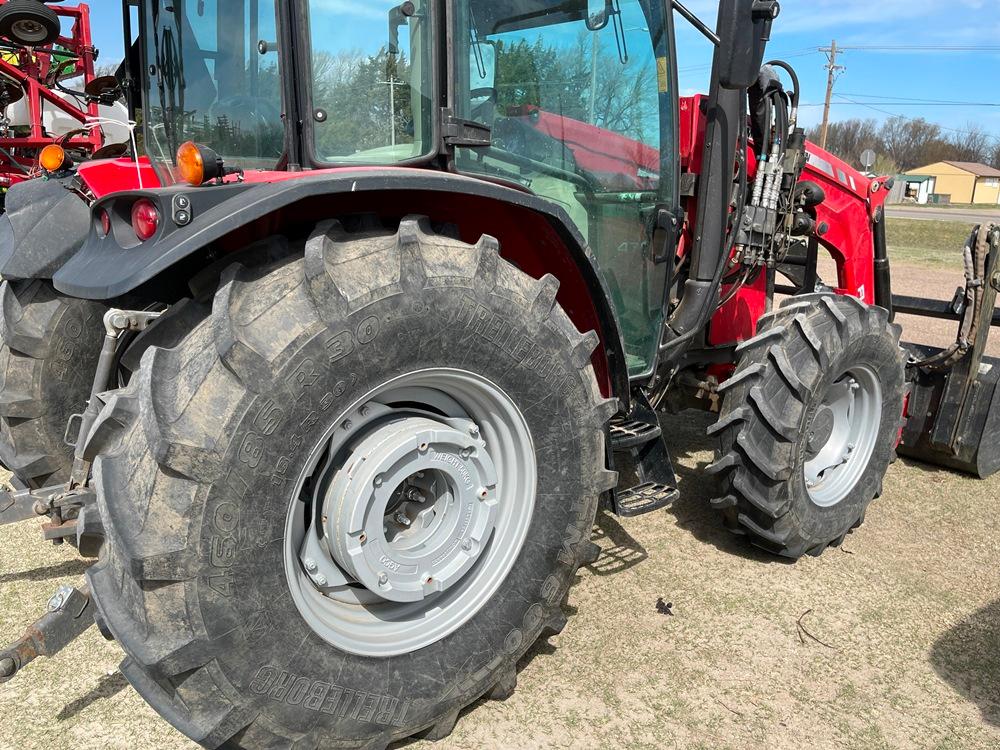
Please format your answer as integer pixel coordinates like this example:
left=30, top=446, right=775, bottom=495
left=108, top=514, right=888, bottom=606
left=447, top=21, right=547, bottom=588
left=141, top=0, right=285, bottom=181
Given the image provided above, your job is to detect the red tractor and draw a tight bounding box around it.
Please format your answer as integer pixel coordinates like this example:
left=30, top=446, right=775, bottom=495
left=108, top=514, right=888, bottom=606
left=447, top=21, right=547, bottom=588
left=0, top=0, right=130, bottom=202
left=0, top=0, right=996, bottom=747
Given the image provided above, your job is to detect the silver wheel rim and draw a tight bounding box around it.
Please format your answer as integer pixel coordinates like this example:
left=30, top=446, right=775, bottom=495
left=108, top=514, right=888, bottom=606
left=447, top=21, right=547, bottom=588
left=11, top=19, right=48, bottom=43
left=283, top=368, right=536, bottom=657
left=804, top=366, right=882, bottom=508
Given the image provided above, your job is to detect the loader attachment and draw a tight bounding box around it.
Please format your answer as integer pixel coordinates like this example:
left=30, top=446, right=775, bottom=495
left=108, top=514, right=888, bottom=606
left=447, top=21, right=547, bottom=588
left=897, top=224, right=1000, bottom=477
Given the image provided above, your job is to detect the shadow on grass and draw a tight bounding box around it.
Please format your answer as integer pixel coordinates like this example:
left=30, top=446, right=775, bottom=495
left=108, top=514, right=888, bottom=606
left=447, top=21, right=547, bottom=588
left=930, top=599, right=1000, bottom=726
left=660, top=410, right=791, bottom=565
left=585, top=510, right=648, bottom=577
left=57, top=671, right=129, bottom=721
left=0, top=558, right=91, bottom=584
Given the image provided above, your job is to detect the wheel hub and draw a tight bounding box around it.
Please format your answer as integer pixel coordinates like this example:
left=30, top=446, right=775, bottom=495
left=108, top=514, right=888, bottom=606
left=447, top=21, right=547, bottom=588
left=12, top=20, right=46, bottom=43
left=804, top=368, right=882, bottom=508
left=284, top=369, right=537, bottom=657
left=324, top=417, right=497, bottom=603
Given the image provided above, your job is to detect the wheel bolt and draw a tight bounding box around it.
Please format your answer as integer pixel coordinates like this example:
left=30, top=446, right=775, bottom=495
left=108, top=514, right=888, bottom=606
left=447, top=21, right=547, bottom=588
left=304, top=558, right=317, bottom=572
left=394, top=512, right=411, bottom=527
left=378, top=573, right=389, bottom=587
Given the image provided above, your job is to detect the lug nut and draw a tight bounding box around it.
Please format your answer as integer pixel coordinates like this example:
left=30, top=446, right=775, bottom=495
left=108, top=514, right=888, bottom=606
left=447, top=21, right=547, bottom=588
left=394, top=512, right=411, bottom=527
left=378, top=573, right=389, bottom=587
left=360, top=406, right=370, bottom=417
left=461, top=539, right=472, bottom=552
left=469, top=424, right=480, bottom=437
left=315, top=574, right=327, bottom=586
left=304, top=558, right=317, bottom=572
left=342, top=419, right=353, bottom=430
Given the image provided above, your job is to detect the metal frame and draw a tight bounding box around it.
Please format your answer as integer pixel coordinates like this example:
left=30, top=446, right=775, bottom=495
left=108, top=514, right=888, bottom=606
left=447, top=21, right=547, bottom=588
left=0, top=2, right=103, bottom=186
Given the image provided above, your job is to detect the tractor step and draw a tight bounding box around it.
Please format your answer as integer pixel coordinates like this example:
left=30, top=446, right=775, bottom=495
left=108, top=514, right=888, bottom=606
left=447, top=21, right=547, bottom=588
left=613, top=482, right=679, bottom=517
left=610, top=416, right=663, bottom=450
left=608, top=391, right=679, bottom=518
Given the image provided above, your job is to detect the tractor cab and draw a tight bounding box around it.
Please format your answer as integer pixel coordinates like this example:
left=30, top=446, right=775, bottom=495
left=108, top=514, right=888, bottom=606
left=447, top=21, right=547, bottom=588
left=137, top=0, right=677, bottom=377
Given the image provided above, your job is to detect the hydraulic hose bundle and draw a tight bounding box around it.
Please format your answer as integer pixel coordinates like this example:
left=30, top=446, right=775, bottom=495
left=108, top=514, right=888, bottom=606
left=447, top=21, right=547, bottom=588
left=911, top=224, right=994, bottom=372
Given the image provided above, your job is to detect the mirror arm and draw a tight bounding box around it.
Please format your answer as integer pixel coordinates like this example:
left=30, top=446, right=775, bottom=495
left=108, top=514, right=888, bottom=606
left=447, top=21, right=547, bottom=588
left=670, top=0, right=720, bottom=46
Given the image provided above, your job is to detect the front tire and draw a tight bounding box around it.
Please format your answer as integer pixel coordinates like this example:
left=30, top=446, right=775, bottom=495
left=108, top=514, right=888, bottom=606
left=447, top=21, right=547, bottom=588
left=86, top=216, right=617, bottom=748
left=709, top=294, right=906, bottom=559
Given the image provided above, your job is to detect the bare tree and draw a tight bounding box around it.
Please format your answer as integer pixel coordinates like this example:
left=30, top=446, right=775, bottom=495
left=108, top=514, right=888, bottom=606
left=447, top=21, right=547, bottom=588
left=949, top=123, right=993, bottom=164
left=806, top=118, right=880, bottom=168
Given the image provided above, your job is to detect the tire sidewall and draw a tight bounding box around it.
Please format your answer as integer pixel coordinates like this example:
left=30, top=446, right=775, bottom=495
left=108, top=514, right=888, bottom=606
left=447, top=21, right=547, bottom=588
left=785, top=310, right=904, bottom=540
left=190, top=277, right=601, bottom=735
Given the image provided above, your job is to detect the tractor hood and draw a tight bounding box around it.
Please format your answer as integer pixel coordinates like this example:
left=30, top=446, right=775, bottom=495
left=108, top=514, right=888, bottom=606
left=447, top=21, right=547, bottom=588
left=0, top=177, right=91, bottom=280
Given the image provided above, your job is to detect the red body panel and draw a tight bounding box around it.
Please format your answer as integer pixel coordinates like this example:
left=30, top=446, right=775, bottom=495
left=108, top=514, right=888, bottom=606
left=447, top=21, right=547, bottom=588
left=77, top=157, right=162, bottom=197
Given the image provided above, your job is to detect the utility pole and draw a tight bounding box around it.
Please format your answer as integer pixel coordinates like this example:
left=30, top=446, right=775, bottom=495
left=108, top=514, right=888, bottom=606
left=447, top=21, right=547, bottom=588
left=379, top=77, right=399, bottom=147
left=819, top=40, right=845, bottom=151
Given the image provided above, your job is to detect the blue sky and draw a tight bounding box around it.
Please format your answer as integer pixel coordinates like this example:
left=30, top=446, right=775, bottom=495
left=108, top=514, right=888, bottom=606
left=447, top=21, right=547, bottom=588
left=674, top=0, right=1000, bottom=142
left=89, top=0, right=1000, bottom=142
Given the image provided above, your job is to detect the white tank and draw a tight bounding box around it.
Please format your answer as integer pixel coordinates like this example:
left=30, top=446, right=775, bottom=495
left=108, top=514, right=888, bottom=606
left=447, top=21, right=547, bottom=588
left=4, top=91, right=132, bottom=146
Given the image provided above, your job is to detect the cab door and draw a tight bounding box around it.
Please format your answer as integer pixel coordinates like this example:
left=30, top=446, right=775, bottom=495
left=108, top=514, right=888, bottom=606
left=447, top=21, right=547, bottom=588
left=455, top=0, right=679, bottom=379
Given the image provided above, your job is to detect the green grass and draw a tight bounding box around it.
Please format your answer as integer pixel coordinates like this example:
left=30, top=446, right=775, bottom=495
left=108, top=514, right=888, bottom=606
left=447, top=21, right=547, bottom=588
left=885, top=218, right=974, bottom=268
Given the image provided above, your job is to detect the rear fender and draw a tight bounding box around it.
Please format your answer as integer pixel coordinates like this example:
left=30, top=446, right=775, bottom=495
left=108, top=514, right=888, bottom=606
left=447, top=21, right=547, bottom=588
left=0, top=176, right=91, bottom=280
left=53, top=169, right=628, bottom=402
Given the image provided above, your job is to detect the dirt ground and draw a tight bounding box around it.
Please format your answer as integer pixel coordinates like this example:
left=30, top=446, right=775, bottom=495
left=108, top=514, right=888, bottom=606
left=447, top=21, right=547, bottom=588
left=2, top=257, right=999, bottom=749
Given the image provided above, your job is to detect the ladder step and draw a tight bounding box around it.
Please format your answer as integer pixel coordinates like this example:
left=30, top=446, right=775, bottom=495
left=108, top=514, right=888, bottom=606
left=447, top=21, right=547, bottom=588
left=613, top=482, right=679, bottom=517
left=610, top=417, right=662, bottom=451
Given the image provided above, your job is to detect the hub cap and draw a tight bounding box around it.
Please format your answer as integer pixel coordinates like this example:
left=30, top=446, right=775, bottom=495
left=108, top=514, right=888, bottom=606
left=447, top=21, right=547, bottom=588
left=325, top=416, right=498, bottom=603
left=804, top=366, right=882, bottom=507
left=284, top=369, right=536, bottom=657
left=11, top=20, right=47, bottom=43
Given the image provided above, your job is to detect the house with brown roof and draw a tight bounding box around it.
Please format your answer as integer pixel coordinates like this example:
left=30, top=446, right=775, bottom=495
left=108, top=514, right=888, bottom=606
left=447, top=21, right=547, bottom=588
left=905, top=161, right=1000, bottom=205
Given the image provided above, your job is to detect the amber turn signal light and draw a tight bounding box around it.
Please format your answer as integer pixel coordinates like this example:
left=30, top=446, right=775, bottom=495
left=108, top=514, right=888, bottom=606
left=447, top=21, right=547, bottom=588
left=39, top=144, right=70, bottom=173
left=177, top=141, right=224, bottom=186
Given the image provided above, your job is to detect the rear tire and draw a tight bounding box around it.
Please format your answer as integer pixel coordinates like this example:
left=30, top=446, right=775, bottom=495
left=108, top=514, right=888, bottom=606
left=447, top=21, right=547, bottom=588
left=709, top=294, right=906, bottom=559
left=0, top=280, right=106, bottom=488
left=86, top=216, right=617, bottom=748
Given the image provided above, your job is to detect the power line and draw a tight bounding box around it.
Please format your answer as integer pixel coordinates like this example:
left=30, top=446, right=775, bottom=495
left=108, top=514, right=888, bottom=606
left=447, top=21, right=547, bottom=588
left=832, top=94, right=1000, bottom=143
left=838, top=92, right=1000, bottom=107
left=834, top=45, right=1000, bottom=52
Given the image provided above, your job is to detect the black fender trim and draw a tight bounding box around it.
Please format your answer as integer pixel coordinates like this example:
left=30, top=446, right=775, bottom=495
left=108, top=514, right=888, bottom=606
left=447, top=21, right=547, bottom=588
left=53, top=168, right=629, bottom=402
left=0, top=177, right=91, bottom=280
